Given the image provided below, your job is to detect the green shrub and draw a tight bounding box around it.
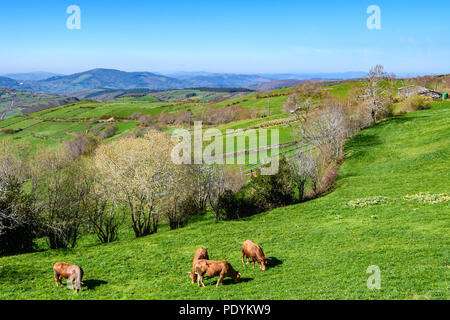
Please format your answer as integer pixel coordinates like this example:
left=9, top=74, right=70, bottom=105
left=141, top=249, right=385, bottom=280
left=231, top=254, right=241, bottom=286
left=167, top=196, right=203, bottom=230
left=0, top=128, right=20, bottom=134
left=98, top=123, right=118, bottom=140
left=217, top=190, right=259, bottom=221
left=246, top=157, right=296, bottom=211
left=92, top=123, right=106, bottom=136
left=65, top=134, right=99, bottom=159
left=394, top=95, right=431, bottom=115
left=0, top=178, right=42, bottom=256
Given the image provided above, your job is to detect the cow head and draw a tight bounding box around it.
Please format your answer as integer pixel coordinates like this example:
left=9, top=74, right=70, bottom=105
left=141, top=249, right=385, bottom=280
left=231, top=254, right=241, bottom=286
left=234, top=272, right=241, bottom=283
left=69, top=270, right=82, bottom=293
left=188, top=271, right=197, bottom=284
left=259, top=258, right=270, bottom=271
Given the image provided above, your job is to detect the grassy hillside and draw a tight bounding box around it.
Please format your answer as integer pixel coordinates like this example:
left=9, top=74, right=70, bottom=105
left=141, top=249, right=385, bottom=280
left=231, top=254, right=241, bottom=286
left=0, top=85, right=297, bottom=157
left=0, top=88, right=78, bottom=120
left=0, top=101, right=448, bottom=300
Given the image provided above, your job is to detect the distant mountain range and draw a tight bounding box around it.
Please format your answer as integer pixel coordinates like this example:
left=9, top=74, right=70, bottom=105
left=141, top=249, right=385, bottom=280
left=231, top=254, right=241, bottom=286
left=2, top=71, right=63, bottom=81
left=164, top=71, right=368, bottom=81
left=0, top=76, right=20, bottom=88
left=259, top=72, right=368, bottom=81
left=249, top=79, right=304, bottom=91
left=6, top=69, right=185, bottom=94
left=0, top=68, right=368, bottom=95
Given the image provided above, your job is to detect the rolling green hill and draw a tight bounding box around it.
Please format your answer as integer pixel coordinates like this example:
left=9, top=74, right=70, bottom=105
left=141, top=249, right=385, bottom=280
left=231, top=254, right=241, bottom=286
left=0, top=101, right=448, bottom=300
left=0, top=85, right=297, bottom=156
left=0, top=88, right=79, bottom=120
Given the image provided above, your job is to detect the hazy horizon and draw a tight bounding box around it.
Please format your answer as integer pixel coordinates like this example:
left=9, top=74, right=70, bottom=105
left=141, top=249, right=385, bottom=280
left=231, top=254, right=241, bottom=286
left=0, top=68, right=437, bottom=80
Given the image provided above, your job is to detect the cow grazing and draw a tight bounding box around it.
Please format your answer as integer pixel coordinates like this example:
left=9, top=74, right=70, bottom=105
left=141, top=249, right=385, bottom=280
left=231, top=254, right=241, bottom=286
left=241, top=240, right=270, bottom=270
left=189, top=247, right=210, bottom=284
left=194, top=260, right=241, bottom=288
left=53, top=263, right=84, bottom=293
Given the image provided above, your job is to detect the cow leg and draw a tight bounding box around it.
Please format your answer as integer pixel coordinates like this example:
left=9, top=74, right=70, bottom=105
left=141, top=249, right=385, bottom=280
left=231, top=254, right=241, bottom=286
left=216, top=274, right=224, bottom=288
left=197, top=273, right=205, bottom=288
left=200, top=275, right=206, bottom=288
left=53, top=271, right=60, bottom=287
left=252, top=259, right=256, bottom=269
left=242, top=250, right=245, bottom=264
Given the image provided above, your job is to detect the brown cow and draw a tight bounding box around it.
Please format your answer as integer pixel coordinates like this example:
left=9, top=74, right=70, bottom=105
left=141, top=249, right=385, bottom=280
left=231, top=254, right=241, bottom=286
left=241, top=240, right=270, bottom=270
left=194, top=260, right=241, bottom=288
left=53, top=263, right=84, bottom=293
left=189, top=247, right=210, bottom=284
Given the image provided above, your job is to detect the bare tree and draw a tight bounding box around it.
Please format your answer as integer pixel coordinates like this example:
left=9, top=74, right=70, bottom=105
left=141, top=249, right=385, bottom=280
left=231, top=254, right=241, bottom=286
left=94, top=130, right=183, bottom=238
left=175, top=110, right=193, bottom=126
left=32, top=150, right=89, bottom=249
left=364, top=64, right=392, bottom=125
left=290, top=98, right=349, bottom=199
left=205, top=165, right=226, bottom=222
left=200, top=165, right=244, bottom=222
left=158, top=112, right=176, bottom=125
left=297, top=101, right=348, bottom=161
left=65, top=134, right=98, bottom=160
left=0, top=140, right=43, bottom=255
left=98, top=124, right=118, bottom=140
left=288, top=148, right=324, bottom=199
left=443, top=75, right=450, bottom=90
left=186, top=165, right=213, bottom=212
left=291, top=97, right=316, bottom=123
left=81, top=160, right=125, bottom=243
left=138, top=114, right=152, bottom=127
left=288, top=150, right=311, bottom=201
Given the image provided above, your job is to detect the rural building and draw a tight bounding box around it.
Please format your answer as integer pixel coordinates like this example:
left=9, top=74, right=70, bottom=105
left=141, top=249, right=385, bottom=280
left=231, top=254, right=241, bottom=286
left=398, top=85, right=442, bottom=99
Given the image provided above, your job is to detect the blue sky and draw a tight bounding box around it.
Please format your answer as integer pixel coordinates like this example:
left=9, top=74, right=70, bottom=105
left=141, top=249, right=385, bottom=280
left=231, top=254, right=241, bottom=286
left=0, top=0, right=449, bottom=75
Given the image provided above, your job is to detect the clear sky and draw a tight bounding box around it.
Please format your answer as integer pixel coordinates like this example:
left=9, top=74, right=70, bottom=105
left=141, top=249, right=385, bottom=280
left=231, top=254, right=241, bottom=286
left=0, top=0, right=449, bottom=75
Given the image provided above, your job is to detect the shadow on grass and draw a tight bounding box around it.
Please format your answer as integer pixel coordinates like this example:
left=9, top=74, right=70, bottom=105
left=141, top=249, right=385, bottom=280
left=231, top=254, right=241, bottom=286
left=267, top=257, right=283, bottom=269
left=222, top=277, right=253, bottom=285
left=83, top=279, right=108, bottom=290
left=0, top=268, right=21, bottom=283
left=346, top=134, right=382, bottom=148
left=384, top=115, right=427, bottom=123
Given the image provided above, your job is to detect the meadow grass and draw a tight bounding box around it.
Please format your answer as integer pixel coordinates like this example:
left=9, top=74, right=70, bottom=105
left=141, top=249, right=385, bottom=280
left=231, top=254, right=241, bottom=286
left=0, top=93, right=295, bottom=159
left=33, top=101, right=178, bottom=120
left=0, top=102, right=448, bottom=300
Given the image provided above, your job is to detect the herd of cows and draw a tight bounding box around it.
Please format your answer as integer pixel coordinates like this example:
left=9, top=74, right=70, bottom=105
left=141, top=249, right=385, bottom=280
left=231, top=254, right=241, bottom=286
left=53, top=240, right=269, bottom=293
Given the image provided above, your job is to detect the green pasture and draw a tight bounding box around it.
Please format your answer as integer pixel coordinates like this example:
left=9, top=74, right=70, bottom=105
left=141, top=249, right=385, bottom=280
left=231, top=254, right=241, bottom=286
left=1, top=101, right=448, bottom=300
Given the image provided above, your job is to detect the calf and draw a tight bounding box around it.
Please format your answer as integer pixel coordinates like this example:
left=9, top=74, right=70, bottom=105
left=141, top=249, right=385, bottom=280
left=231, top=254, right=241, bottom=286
left=194, top=260, right=241, bottom=288
left=241, top=240, right=270, bottom=271
left=189, top=247, right=210, bottom=284
left=53, top=263, right=84, bottom=293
